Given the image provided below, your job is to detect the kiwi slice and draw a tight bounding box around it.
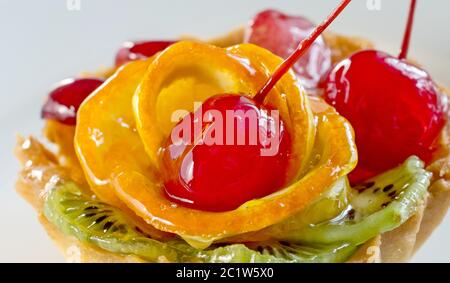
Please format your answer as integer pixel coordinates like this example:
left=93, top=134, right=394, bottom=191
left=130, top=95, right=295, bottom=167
left=44, top=182, right=192, bottom=262
left=43, top=156, right=430, bottom=262
left=44, top=181, right=356, bottom=262
left=198, top=242, right=357, bottom=263
left=261, top=177, right=349, bottom=239
left=280, top=156, right=431, bottom=245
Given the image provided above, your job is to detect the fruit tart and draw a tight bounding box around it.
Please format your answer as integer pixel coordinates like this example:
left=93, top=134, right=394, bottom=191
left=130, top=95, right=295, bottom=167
left=15, top=0, right=450, bottom=263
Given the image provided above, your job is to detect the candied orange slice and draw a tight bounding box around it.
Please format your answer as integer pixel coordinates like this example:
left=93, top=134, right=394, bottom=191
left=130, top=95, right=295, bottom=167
left=75, top=41, right=356, bottom=246
left=75, top=59, right=154, bottom=207
left=134, top=41, right=314, bottom=180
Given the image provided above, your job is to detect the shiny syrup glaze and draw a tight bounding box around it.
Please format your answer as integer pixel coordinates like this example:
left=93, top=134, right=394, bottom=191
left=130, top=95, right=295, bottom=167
left=325, top=0, right=446, bottom=184
left=161, top=0, right=352, bottom=211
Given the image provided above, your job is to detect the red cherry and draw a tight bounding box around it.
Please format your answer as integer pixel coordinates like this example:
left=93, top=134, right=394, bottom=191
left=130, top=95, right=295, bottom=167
left=41, top=78, right=104, bottom=125
left=115, top=40, right=176, bottom=67
left=245, top=9, right=332, bottom=90
left=325, top=0, right=446, bottom=184
left=324, top=50, right=446, bottom=183
left=161, top=0, right=351, bottom=211
left=161, top=95, right=291, bottom=212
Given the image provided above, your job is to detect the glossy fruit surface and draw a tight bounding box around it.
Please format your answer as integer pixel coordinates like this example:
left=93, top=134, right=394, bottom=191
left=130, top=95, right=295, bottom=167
left=75, top=60, right=153, bottom=208
left=115, top=40, right=175, bottom=67
left=41, top=78, right=104, bottom=125
left=161, top=94, right=291, bottom=212
left=325, top=50, right=446, bottom=183
left=114, top=95, right=356, bottom=244
left=245, top=9, right=332, bottom=90
left=76, top=42, right=355, bottom=242
left=44, top=181, right=356, bottom=263
left=282, top=156, right=431, bottom=245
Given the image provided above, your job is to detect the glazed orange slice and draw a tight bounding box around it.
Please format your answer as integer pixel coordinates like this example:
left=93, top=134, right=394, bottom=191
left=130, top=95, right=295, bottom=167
left=112, top=94, right=356, bottom=245
left=75, top=59, right=153, bottom=208
left=133, top=41, right=315, bottom=182
left=75, top=41, right=356, bottom=247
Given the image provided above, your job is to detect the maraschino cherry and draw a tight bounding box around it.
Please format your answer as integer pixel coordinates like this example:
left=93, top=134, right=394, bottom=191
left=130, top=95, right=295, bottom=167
left=161, top=0, right=352, bottom=212
left=161, top=95, right=291, bottom=212
left=41, top=78, right=104, bottom=125
left=115, top=40, right=176, bottom=67
left=324, top=0, right=446, bottom=184
left=245, top=9, right=332, bottom=90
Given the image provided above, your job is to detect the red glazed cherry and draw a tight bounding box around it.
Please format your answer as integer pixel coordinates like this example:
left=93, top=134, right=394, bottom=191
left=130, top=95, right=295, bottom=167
left=245, top=9, right=332, bottom=90
left=161, top=0, right=352, bottom=211
left=115, top=40, right=176, bottom=67
left=324, top=0, right=446, bottom=184
left=41, top=78, right=104, bottom=125
left=161, top=95, right=291, bottom=212
left=325, top=50, right=446, bottom=183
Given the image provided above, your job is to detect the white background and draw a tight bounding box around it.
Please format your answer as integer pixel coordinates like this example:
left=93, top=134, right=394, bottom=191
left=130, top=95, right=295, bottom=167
left=0, top=0, right=449, bottom=262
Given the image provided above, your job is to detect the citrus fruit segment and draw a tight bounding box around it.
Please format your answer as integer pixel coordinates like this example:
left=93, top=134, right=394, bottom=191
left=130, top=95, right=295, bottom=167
left=75, top=59, right=153, bottom=207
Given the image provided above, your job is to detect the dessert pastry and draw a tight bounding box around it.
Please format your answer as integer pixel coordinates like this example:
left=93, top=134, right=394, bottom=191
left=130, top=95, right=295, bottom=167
left=15, top=0, right=449, bottom=262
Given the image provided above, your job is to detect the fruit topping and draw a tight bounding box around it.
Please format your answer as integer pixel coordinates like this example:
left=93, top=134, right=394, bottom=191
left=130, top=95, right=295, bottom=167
left=254, top=0, right=351, bottom=102
left=325, top=0, right=446, bottom=183
left=75, top=59, right=153, bottom=208
left=41, top=78, right=104, bottom=125
left=325, top=50, right=445, bottom=183
left=159, top=0, right=351, bottom=212
left=280, top=156, right=431, bottom=245
left=245, top=9, right=332, bottom=90
left=75, top=41, right=314, bottom=238
left=224, top=176, right=350, bottom=243
left=161, top=94, right=291, bottom=211
left=113, top=92, right=355, bottom=243
left=44, top=181, right=357, bottom=262
left=44, top=181, right=185, bottom=262
left=76, top=1, right=354, bottom=242
left=115, top=40, right=176, bottom=67
left=229, top=241, right=356, bottom=263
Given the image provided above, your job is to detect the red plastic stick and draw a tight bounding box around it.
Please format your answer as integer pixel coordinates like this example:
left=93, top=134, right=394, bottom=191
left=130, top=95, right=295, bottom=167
left=399, top=0, right=417, bottom=60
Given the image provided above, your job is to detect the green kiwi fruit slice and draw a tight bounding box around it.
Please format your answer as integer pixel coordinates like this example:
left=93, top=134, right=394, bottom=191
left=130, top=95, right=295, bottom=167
left=260, top=177, right=349, bottom=239
left=279, top=156, right=431, bottom=245
left=199, top=242, right=357, bottom=263
left=44, top=182, right=192, bottom=262
left=43, top=156, right=430, bottom=262
left=44, top=181, right=356, bottom=262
